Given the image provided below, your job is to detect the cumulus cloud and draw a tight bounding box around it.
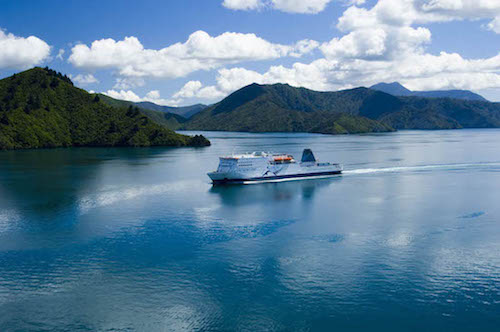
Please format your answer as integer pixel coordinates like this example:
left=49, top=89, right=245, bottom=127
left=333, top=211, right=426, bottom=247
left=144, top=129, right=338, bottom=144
left=103, top=89, right=178, bottom=106
left=113, top=77, right=146, bottom=90
left=0, top=29, right=51, bottom=69
left=172, top=80, right=227, bottom=102
left=69, top=30, right=317, bottom=80
left=290, top=39, right=320, bottom=57
left=419, top=0, right=500, bottom=20
left=222, top=0, right=262, bottom=10
left=173, top=81, right=203, bottom=99
left=104, top=89, right=142, bottom=103
left=71, top=73, right=99, bottom=85
left=222, top=0, right=334, bottom=14
left=272, top=0, right=333, bottom=14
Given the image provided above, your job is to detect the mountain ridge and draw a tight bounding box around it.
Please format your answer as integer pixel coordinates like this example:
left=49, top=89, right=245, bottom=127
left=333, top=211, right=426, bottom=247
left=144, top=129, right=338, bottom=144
left=96, top=94, right=206, bottom=119
left=370, top=82, right=487, bottom=101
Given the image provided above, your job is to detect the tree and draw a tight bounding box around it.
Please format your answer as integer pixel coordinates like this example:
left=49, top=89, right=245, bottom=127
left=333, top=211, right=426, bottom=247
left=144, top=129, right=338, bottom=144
left=108, top=121, right=119, bottom=133
left=50, top=78, right=59, bottom=89
left=126, top=106, right=140, bottom=117
left=0, top=114, right=9, bottom=125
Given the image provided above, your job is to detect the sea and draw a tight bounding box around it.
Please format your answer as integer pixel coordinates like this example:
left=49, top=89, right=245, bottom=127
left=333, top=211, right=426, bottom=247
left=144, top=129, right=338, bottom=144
left=0, top=129, right=499, bottom=331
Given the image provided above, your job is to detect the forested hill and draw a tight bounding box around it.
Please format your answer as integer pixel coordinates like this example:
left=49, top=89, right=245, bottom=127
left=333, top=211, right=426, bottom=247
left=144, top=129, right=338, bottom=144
left=0, top=68, right=209, bottom=150
left=98, top=93, right=188, bottom=130
left=185, top=83, right=500, bottom=133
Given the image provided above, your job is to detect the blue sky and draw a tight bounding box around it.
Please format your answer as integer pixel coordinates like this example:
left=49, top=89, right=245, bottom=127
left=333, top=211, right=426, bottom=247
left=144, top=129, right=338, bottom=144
left=2, top=0, right=500, bottom=104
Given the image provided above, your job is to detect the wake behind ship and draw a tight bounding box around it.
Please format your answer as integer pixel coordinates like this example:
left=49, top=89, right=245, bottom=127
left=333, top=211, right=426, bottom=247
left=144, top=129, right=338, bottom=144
left=208, top=149, right=342, bottom=185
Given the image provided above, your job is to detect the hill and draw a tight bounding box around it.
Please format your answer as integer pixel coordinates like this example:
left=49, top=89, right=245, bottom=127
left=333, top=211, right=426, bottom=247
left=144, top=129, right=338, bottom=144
left=184, top=83, right=500, bottom=133
left=0, top=68, right=210, bottom=150
left=136, top=102, right=206, bottom=118
left=370, top=82, right=487, bottom=101
left=97, top=93, right=206, bottom=119
left=98, top=94, right=187, bottom=130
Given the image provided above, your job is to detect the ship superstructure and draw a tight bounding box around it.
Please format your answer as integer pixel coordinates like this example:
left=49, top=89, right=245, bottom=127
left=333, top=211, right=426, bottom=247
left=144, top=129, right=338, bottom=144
left=208, top=149, right=342, bottom=185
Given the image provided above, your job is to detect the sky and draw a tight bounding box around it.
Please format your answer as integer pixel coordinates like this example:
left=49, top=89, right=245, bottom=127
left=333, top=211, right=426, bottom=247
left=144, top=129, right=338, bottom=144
left=2, top=0, right=500, bottom=105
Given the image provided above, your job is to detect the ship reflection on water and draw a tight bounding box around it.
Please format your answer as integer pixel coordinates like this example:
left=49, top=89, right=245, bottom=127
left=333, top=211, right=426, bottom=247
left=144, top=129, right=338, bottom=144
left=209, top=176, right=342, bottom=206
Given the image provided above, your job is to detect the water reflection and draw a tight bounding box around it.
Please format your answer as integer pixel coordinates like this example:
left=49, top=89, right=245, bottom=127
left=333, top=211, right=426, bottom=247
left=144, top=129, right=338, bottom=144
left=209, top=176, right=341, bottom=206
left=0, top=148, right=177, bottom=218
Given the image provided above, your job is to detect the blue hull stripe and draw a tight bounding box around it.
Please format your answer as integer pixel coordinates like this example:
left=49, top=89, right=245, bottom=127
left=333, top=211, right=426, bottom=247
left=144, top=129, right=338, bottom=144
left=212, top=170, right=342, bottom=185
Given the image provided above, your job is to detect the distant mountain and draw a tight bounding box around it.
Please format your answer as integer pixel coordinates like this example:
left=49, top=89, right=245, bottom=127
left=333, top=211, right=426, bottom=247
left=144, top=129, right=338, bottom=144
left=97, top=94, right=206, bottom=119
left=370, top=82, right=413, bottom=96
left=98, top=94, right=187, bottom=130
left=184, top=83, right=500, bottom=133
left=370, top=82, right=487, bottom=101
left=136, top=102, right=207, bottom=119
left=0, top=68, right=210, bottom=150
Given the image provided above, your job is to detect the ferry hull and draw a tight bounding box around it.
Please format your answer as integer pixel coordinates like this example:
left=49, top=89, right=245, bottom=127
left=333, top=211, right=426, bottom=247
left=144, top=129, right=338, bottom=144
left=210, top=170, right=342, bottom=185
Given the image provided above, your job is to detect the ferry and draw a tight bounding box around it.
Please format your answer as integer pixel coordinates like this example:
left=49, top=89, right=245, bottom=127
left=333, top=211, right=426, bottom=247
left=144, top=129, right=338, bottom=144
left=208, top=149, right=342, bottom=185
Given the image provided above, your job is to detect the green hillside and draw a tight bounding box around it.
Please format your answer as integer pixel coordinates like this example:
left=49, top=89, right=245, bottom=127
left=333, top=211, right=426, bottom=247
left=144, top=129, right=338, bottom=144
left=185, top=83, right=500, bottom=133
left=98, top=93, right=187, bottom=130
left=0, top=68, right=210, bottom=150
left=97, top=93, right=206, bottom=119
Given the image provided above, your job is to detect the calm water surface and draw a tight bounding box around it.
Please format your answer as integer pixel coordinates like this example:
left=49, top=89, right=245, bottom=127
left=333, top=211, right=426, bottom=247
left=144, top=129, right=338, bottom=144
left=0, top=130, right=499, bottom=331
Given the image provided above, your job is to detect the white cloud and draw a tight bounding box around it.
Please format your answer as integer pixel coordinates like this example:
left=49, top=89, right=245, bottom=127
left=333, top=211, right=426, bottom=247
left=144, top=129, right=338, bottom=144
left=172, top=80, right=226, bottom=102
left=419, top=0, right=500, bottom=19
left=71, top=73, right=99, bottom=85
left=272, top=0, right=333, bottom=14
left=104, top=89, right=142, bottom=103
left=103, top=89, right=178, bottom=106
left=69, top=31, right=316, bottom=80
left=145, top=90, right=161, bottom=100
left=487, top=16, right=500, bottom=33
left=113, top=77, right=146, bottom=89
left=173, top=81, right=203, bottom=99
left=56, top=49, right=65, bottom=61
left=290, top=39, right=320, bottom=57
left=222, top=0, right=334, bottom=14
left=321, top=28, right=388, bottom=60
left=222, top=0, right=262, bottom=10
left=197, top=86, right=227, bottom=99
left=0, top=29, right=51, bottom=69
left=347, top=0, right=366, bottom=5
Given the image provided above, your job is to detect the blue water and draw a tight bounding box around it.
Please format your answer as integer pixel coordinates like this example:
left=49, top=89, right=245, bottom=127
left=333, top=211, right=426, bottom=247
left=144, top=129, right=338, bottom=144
left=0, top=130, right=499, bottom=331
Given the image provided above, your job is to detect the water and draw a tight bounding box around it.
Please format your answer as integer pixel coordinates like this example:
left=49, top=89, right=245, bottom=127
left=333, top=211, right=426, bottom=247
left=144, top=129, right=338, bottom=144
left=0, top=130, right=499, bottom=331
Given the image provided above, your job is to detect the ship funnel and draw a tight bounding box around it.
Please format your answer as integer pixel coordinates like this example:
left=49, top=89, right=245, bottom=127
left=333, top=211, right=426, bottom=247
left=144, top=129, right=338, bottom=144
left=301, top=149, right=316, bottom=162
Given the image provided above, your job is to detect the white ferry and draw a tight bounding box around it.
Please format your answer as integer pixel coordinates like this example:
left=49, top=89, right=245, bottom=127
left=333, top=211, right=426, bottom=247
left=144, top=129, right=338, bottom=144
left=208, top=149, right=342, bottom=185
